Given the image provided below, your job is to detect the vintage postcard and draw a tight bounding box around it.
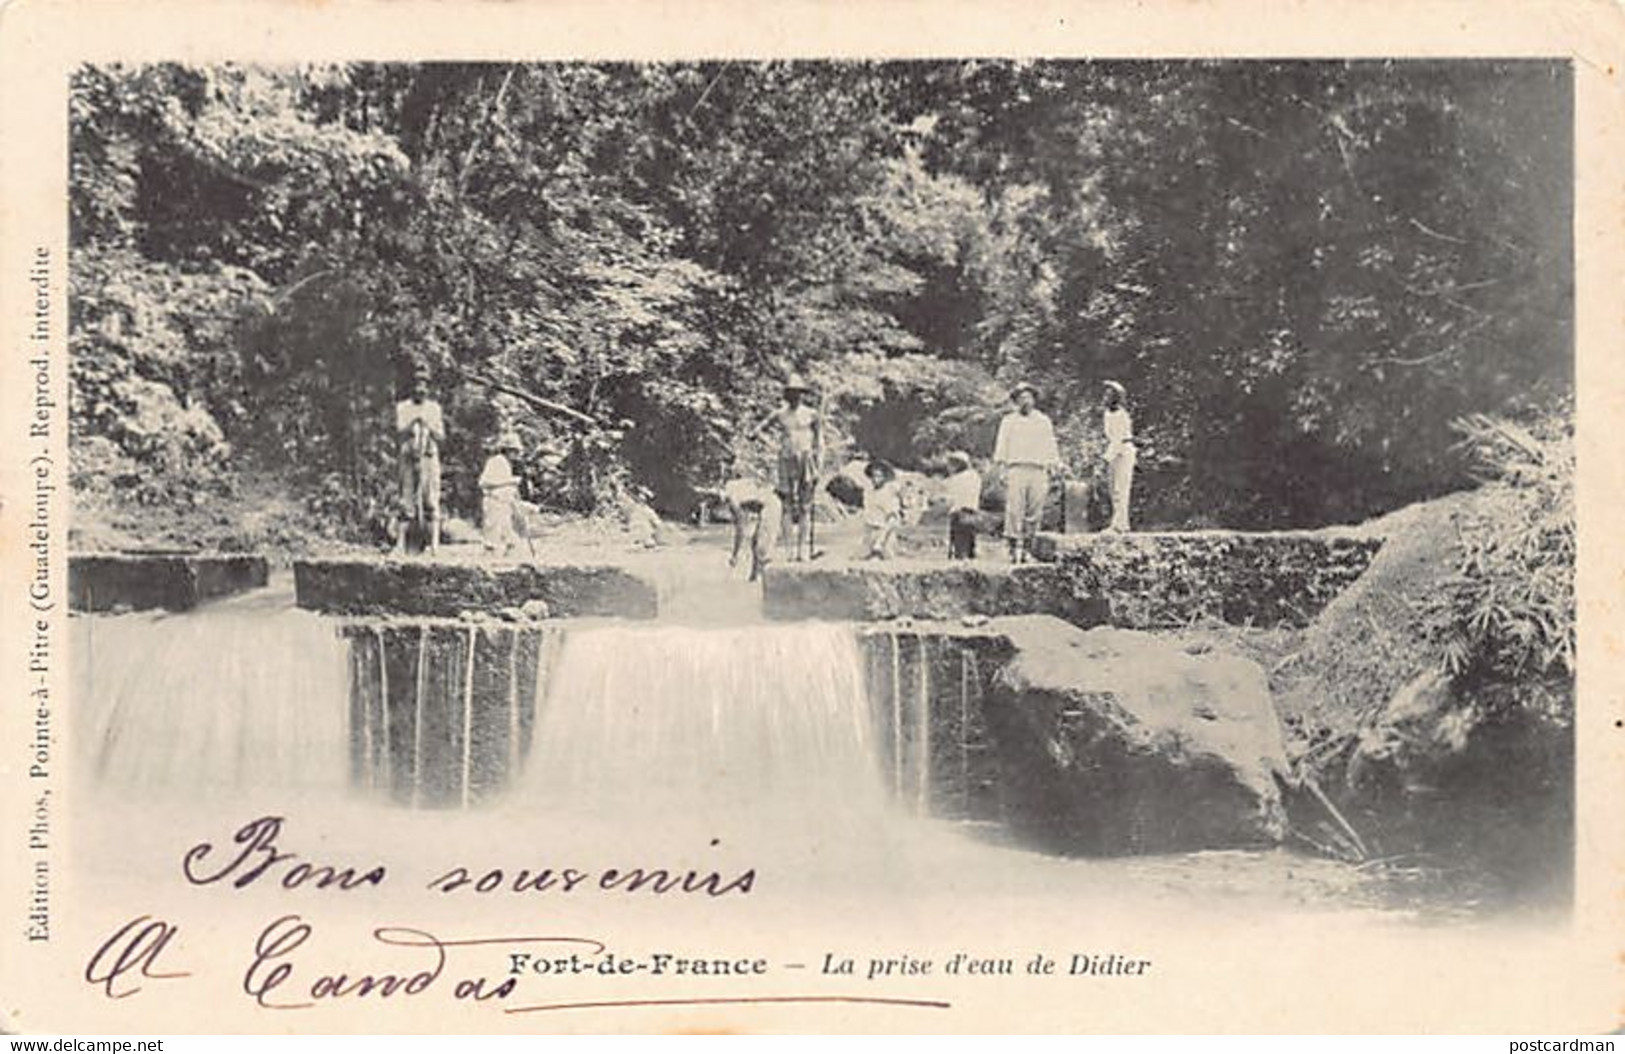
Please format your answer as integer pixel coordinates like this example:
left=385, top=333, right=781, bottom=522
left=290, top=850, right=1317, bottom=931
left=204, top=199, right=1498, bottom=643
left=1, top=0, right=1621, bottom=1035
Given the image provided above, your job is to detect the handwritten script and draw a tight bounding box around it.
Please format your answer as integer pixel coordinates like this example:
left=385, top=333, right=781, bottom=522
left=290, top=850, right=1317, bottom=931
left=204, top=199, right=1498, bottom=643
left=83, top=814, right=950, bottom=1018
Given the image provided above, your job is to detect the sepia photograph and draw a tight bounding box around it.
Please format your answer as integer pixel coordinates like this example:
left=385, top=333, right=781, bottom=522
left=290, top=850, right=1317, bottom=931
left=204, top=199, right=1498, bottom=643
left=2, top=3, right=1618, bottom=1035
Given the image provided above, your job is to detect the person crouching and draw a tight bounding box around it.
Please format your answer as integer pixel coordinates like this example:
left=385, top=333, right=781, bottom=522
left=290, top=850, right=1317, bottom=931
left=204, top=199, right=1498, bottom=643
left=723, top=477, right=782, bottom=583
left=942, top=449, right=982, bottom=560
left=861, top=459, right=902, bottom=560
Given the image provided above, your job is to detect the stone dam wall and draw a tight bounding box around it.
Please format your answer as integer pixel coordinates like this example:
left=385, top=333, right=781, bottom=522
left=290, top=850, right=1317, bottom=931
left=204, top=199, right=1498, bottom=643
left=768, top=529, right=1383, bottom=629
left=1032, top=530, right=1384, bottom=629
left=69, top=553, right=269, bottom=612
left=295, top=557, right=659, bottom=619
left=334, top=615, right=1289, bottom=854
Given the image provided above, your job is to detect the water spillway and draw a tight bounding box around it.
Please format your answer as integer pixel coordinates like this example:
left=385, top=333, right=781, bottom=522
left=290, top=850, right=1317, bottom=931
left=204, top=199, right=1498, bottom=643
left=857, top=627, right=1004, bottom=825
left=340, top=620, right=949, bottom=821
left=526, top=623, right=888, bottom=825
left=71, top=580, right=1294, bottom=856
left=72, top=605, right=349, bottom=797
left=74, top=603, right=963, bottom=823
left=341, top=620, right=559, bottom=807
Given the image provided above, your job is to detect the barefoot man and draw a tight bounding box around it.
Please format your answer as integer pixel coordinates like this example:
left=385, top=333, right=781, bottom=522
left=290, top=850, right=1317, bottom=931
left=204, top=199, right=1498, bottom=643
left=394, top=362, right=445, bottom=554
left=1102, top=380, right=1137, bottom=532
left=747, top=373, right=823, bottom=562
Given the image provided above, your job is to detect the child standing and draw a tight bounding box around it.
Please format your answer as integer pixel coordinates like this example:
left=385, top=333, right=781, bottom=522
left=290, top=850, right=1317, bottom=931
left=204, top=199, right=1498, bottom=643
left=479, top=432, right=524, bottom=558
left=861, top=459, right=902, bottom=560
left=942, top=450, right=982, bottom=560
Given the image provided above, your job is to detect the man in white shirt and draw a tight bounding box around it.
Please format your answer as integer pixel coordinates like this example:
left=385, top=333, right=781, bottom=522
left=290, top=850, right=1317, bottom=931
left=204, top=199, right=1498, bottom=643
left=394, top=364, right=445, bottom=554
left=1102, top=380, right=1136, bottom=532
left=992, top=381, right=1061, bottom=563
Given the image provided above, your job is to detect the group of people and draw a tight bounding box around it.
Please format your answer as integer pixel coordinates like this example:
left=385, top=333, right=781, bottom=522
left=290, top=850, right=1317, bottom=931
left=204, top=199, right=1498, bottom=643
left=390, top=361, right=535, bottom=557
left=726, top=373, right=1137, bottom=575
left=390, top=361, right=1137, bottom=569
left=991, top=377, right=1136, bottom=562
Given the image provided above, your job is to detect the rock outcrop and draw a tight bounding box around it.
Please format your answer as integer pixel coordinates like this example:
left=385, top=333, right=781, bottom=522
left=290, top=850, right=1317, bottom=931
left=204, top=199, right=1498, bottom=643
left=860, top=616, right=1291, bottom=854
left=982, top=620, right=1290, bottom=853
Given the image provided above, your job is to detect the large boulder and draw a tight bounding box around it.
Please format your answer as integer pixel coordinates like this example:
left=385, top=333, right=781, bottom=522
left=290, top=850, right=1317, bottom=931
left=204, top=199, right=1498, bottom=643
left=1323, top=670, right=1574, bottom=897
left=984, top=622, right=1289, bottom=854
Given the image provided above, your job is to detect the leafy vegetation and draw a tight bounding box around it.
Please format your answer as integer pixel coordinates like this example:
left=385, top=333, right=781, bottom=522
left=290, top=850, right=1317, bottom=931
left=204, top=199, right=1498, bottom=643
left=69, top=60, right=1572, bottom=538
left=1430, top=412, right=1574, bottom=718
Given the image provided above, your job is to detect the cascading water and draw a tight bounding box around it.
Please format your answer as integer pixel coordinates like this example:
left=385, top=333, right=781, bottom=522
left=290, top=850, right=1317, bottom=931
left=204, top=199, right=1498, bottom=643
left=522, top=622, right=890, bottom=831
left=72, top=605, right=349, bottom=799
left=64, top=580, right=1419, bottom=923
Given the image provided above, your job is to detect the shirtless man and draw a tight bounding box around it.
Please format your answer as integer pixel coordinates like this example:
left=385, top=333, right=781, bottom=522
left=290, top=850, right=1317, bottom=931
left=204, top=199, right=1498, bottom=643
left=747, top=373, right=823, bottom=562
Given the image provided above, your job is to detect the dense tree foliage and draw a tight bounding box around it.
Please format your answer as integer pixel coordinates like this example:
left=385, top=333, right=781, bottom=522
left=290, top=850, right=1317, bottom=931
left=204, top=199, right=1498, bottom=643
left=68, top=59, right=1571, bottom=533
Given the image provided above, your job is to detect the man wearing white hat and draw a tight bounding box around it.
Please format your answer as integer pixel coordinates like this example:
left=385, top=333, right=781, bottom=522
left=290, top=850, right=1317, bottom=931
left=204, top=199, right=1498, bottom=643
left=1102, top=380, right=1136, bottom=532
left=992, top=380, right=1060, bottom=563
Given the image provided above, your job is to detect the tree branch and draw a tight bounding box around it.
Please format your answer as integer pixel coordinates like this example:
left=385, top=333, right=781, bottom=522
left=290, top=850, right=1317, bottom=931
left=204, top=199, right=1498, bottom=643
left=271, top=268, right=336, bottom=308
left=1408, top=217, right=1467, bottom=244
left=456, top=66, right=516, bottom=197
left=453, top=365, right=602, bottom=427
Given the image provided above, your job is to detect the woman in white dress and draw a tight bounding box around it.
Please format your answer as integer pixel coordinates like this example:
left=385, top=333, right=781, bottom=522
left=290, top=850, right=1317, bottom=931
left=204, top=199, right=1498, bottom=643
left=1102, top=381, right=1136, bottom=532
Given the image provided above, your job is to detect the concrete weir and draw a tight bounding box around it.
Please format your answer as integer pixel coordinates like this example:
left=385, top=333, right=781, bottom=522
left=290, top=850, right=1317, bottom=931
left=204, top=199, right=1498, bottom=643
left=293, top=556, right=660, bottom=618
left=763, top=560, right=1107, bottom=627
left=69, top=552, right=269, bottom=612
left=324, top=609, right=1291, bottom=853
left=338, top=620, right=558, bottom=808
left=1032, top=529, right=1384, bottom=628
left=765, top=529, right=1383, bottom=629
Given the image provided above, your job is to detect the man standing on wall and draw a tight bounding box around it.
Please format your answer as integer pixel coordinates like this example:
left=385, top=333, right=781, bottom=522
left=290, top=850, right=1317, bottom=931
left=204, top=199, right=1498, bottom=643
left=748, top=373, right=823, bottom=562
left=992, top=380, right=1060, bottom=564
left=1102, top=380, right=1137, bottom=533
left=394, top=361, right=445, bottom=555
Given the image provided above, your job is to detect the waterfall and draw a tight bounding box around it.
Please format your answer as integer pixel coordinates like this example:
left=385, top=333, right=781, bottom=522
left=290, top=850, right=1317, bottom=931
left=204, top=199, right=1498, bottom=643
left=344, top=622, right=556, bottom=808
left=915, top=634, right=932, bottom=814
left=522, top=622, right=888, bottom=829
left=73, top=607, right=349, bottom=799
left=889, top=632, right=903, bottom=797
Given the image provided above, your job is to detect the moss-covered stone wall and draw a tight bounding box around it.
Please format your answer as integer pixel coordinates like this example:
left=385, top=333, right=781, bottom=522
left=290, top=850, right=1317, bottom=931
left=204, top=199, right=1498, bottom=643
left=1032, top=531, right=1384, bottom=628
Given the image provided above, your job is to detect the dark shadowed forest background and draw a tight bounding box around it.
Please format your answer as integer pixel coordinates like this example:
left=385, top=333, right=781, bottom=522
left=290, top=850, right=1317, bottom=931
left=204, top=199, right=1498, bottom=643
left=69, top=59, right=1571, bottom=541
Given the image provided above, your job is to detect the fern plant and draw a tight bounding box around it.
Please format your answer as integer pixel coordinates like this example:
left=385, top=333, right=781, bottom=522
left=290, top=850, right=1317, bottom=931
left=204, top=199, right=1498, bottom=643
left=1427, top=410, right=1574, bottom=721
